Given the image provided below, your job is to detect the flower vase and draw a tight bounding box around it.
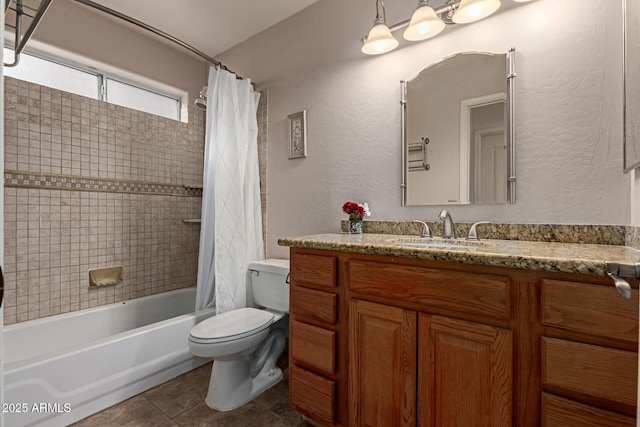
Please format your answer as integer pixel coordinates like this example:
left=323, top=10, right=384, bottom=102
left=348, top=217, right=363, bottom=234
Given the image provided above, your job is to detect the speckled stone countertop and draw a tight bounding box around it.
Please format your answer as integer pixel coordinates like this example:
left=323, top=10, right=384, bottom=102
left=278, top=233, right=640, bottom=277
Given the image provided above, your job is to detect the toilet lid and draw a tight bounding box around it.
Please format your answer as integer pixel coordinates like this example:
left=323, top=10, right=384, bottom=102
left=190, top=308, right=274, bottom=343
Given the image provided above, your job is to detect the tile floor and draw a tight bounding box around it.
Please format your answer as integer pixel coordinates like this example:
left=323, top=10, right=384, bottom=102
left=71, top=358, right=313, bottom=427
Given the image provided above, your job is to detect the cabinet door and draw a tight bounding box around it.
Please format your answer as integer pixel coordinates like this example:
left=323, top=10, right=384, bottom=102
left=349, top=299, right=417, bottom=427
left=418, top=315, right=513, bottom=427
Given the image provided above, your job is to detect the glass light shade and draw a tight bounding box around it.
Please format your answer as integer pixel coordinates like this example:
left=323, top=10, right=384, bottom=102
left=361, top=23, right=399, bottom=55
left=403, top=4, right=445, bottom=41
left=452, top=0, right=501, bottom=24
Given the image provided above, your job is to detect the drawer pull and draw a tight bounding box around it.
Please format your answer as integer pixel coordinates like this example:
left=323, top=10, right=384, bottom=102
left=605, top=262, right=634, bottom=300
left=608, top=272, right=632, bottom=300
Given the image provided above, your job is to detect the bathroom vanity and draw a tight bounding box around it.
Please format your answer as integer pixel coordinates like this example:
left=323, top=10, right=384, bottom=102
left=280, top=234, right=639, bottom=427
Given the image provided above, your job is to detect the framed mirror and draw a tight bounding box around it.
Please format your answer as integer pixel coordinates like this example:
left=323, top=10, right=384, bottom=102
left=401, top=49, right=516, bottom=206
left=624, top=0, right=640, bottom=172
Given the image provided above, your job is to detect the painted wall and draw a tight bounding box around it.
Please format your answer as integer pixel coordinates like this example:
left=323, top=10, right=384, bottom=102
left=218, top=0, right=629, bottom=258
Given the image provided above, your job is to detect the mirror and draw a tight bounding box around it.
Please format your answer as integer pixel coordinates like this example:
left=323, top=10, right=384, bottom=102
left=401, top=50, right=516, bottom=206
left=625, top=0, right=640, bottom=171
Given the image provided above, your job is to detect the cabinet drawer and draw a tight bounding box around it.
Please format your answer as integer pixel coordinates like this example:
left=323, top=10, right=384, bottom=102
left=291, top=253, right=336, bottom=289
left=542, top=279, right=638, bottom=342
left=291, top=320, right=336, bottom=375
left=541, top=393, right=635, bottom=427
left=291, top=286, right=337, bottom=325
left=348, top=260, right=510, bottom=320
left=290, top=366, right=335, bottom=425
left=542, top=337, right=638, bottom=409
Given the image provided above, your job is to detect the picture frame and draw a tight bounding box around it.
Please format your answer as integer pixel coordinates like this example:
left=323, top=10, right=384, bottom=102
left=288, top=110, right=307, bottom=159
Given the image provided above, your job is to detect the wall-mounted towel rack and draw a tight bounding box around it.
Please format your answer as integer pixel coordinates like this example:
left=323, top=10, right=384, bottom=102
left=408, top=137, right=430, bottom=171
left=4, top=0, right=53, bottom=67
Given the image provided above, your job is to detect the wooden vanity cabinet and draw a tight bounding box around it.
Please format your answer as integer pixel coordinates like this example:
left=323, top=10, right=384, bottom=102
left=289, top=252, right=344, bottom=426
left=347, top=258, right=514, bottom=427
left=348, top=299, right=417, bottom=427
left=540, top=279, right=639, bottom=426
left=418, top=315, right=513, bottom=427
left=288, top=248, right=639, bottom=427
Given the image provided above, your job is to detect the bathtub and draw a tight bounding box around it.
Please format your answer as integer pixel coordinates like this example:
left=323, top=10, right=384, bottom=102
left=4, top=288, right=215, bottom=427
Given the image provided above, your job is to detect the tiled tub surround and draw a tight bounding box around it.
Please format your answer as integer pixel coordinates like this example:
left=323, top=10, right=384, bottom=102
left=4, top=189, right=201, bottom=324
left=3, top=77, right=206, bottom=325
left=257, top=92, right=268, bottom=251
left=4, top=77, right=205, bottom=184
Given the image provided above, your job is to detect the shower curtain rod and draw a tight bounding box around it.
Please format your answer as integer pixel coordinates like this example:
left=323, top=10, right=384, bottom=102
left=4, top=0, right=55, bottom=66
left=73, top=0, right=246, bottom=80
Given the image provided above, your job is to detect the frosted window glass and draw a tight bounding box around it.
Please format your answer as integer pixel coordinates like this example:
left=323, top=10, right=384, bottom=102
left=4, top=49, right=99, bottom=99
left=106, top=78, right=179, bottom=121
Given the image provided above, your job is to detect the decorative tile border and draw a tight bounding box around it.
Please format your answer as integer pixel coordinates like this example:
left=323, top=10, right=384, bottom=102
left=342, top=220, right=630, bottom=246
left=4, top=170, right=203, bottom=197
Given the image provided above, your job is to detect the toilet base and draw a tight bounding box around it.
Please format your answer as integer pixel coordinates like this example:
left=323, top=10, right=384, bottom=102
left=205, top=328, right=286, bottom=411
left=205, top=359, right=283, bottom=411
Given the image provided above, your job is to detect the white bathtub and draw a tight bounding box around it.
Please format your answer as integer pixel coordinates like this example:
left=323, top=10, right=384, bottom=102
left=4, top=288, right=215, bottom=427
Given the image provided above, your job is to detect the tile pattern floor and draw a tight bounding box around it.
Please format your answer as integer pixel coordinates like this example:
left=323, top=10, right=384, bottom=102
left=71, top=358, right=314, bottom=427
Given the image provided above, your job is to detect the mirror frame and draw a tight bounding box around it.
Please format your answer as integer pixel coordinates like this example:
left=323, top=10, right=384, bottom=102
left=400, top=48, right=517, bottom=206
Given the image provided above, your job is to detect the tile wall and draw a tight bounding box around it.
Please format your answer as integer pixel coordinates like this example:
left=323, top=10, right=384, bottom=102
left=2, top=78, right=269, bottom=325
left=257, top=91, right=268, bottom=253
left=2, top=77, right=206, bottom=324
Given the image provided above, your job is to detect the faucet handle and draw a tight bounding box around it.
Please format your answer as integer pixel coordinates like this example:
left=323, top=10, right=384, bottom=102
left=412, top=220, right=431, bottom=238
left=467, top=221, right=490, bottom=241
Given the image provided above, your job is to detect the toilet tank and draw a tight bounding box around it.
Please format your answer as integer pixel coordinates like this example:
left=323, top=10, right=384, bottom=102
left=248, top=259, right=289, bottom=313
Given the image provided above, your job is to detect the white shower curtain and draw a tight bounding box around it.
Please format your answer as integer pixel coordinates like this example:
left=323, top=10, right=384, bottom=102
left=195, top=67, right=264, bottom=313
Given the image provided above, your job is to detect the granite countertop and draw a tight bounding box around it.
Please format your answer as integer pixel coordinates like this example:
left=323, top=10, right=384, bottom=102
left=278, top=233, right=640, bottom=277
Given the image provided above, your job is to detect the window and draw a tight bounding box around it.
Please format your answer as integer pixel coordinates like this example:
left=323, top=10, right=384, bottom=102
left=106, top=78, right=180, bottom=120
left=4, top=49, right=182, bottom=121
left=4, top=48, right=100, bottom=99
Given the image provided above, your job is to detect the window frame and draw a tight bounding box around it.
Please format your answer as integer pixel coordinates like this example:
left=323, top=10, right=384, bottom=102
left=4, top=48, right=184, bottom=121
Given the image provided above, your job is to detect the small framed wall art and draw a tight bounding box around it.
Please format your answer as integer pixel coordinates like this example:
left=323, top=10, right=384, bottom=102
left=288, top=110, right=307, bottom=159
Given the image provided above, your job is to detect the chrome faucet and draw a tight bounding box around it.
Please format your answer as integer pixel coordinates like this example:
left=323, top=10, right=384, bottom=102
left=438, top=210, right=455, bottom=239
left=412, top=220, right=431, bottom=238
left=467, top=221, right=490, bottom=241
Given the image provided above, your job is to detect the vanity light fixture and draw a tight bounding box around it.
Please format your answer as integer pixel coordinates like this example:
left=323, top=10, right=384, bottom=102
left=362, top=0, right=505, bottom=55
left=361, top=0, right=399, bottom=55
left=452, top=0, right=501, bottom=24
left=404, top=0, right=445, bottom=41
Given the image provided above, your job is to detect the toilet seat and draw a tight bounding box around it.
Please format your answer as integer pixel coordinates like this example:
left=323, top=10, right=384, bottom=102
left=189, top=308, right=274, bottom=344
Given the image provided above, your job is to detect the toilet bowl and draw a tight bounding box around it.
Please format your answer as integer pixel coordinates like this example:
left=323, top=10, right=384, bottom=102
left=188, top=259, right=289, bottom=411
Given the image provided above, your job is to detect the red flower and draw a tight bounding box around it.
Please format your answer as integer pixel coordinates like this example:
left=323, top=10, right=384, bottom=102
left=342, top=201, right=366, bottom=219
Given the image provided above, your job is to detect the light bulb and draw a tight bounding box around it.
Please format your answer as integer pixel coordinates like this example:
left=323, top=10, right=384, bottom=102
left=452, top=0, right=501, bottom=24
left=403, top=2, right=445, bottom=41
left=362, top=23, right=399, bottom=55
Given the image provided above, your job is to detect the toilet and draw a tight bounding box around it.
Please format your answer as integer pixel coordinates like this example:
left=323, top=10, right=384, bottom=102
left=188, top=259, right=289, bottom=411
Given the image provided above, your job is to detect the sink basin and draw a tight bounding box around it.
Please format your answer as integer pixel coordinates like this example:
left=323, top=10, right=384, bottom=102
left=388, top=238, right=493, bottom=251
